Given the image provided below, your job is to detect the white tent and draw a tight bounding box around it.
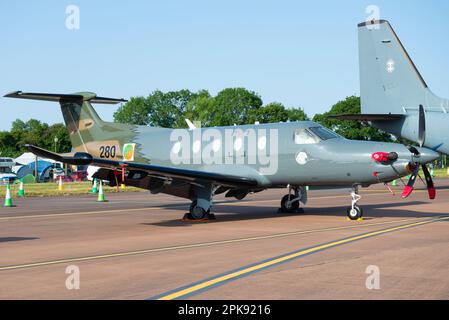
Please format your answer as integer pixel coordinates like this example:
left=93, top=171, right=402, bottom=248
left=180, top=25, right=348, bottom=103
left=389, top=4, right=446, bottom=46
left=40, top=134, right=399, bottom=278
left=13, top=152, right=63, bottom=174
left=14, top=152, right=37, bottom=166
left=14, top=152, right=62, bottom=165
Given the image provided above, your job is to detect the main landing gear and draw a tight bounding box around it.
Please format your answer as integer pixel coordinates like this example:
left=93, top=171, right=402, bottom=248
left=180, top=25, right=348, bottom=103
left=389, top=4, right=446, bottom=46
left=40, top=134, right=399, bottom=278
left=184, top=184, right=216, bottom=221
left=279, top=186, right=307, bottom=214
left=188, top=200, right=214, bottom=220
left=347, top=185, right=363, bottom=221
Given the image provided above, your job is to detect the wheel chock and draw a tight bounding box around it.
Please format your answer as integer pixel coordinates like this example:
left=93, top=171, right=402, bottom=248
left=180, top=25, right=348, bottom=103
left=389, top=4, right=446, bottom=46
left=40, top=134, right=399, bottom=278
left=347, top=217, right=364, bottom=222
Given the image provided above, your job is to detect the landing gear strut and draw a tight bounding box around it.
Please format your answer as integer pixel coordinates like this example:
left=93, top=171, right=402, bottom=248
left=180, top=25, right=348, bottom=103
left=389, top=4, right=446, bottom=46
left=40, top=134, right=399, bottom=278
left=280, top=186, right=306, bottom=213
left=347, top=185, right=363, bottom=221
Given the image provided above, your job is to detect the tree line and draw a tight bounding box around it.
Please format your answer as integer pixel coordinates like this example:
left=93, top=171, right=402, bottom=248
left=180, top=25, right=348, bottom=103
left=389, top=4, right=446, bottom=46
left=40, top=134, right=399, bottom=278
left=0, top=88, right=391, bottom=158
left=0, top=119, right=71, bottom=158
left=113, top=88, right=308, bottom=128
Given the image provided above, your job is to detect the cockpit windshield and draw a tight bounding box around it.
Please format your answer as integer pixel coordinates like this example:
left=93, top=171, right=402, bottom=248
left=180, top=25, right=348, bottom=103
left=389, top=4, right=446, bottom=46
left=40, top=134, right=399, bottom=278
left=294, top=126, right=341, bottom=145
left=308, top=127, right=341, bottom=141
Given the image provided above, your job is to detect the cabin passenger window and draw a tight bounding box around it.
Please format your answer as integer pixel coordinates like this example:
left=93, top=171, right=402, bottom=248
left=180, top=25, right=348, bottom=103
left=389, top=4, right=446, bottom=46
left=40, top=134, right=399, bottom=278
left=294, top=128, right=320, bottom=145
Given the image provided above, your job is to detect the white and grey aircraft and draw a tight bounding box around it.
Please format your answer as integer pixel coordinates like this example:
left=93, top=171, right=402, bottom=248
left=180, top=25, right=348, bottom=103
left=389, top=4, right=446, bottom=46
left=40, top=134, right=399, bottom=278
left=3, top=88, right=438, bottom=221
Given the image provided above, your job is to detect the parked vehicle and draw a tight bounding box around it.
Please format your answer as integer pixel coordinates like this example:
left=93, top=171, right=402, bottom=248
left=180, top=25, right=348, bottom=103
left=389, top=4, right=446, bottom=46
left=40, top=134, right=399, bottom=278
left=0, top=157, right=18, bottom=183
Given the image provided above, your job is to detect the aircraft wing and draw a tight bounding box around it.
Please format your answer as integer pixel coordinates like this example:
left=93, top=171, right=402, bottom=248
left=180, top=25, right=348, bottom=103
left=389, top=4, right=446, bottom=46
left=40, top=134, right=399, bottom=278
left=25, top=145, right=259, bottom=188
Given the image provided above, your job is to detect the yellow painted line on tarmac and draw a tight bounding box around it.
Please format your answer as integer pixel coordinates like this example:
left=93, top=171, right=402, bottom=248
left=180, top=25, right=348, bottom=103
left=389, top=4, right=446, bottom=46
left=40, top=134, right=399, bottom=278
left=0, top=216, right=431, bottom=272
left=155, top=215, right=449, bottom=300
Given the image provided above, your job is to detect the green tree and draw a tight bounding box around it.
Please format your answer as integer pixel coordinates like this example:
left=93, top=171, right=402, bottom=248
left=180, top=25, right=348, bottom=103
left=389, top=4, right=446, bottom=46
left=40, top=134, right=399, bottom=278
left=46, top=123, right=72, bottom=153
left=113, top=90, right=198, bottom=128
left=115, top=88, right=266, bottom=128
left=184, top=90, right=214, bottom=127
left=185, top=88, right=264, bottom=127
left=113, top=97, right=149, bottom=126
left=0, top=131, right=19, bottom=158
left=313, top=96, right=393, bottom=141
left=287, top=108, right=308, bottom=122
left=149, top=89, right=196, bottom=128
left=208, top=88, right=263, bottom=126
left=0, top=119, right=71, bottom=157
left=248, top=102, right=308, bottom=124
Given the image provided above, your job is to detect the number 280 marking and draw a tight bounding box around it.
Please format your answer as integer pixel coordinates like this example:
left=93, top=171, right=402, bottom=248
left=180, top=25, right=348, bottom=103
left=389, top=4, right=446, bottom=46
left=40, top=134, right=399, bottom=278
left=99, top=146, right=117, bottom=158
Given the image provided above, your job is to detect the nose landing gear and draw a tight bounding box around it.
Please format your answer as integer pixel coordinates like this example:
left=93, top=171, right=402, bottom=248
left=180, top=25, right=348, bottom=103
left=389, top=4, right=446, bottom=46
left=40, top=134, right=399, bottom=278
left=347, top=185, right=363, bottom=221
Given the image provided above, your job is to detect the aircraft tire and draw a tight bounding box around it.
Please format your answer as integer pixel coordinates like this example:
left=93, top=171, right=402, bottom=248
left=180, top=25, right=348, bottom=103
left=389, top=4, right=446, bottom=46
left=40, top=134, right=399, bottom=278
left=281, top=195, right=300, bottom=213
left=189, top=200, right=210, bottom=220
left=347, top=206, right=363, bottom=220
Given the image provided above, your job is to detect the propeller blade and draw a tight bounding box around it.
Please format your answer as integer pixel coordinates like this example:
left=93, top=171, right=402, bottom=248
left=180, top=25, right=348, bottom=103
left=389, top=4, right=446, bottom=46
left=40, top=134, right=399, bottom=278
left=418, top=104, right=426, bottom=147
left=422, top=164, right=436, bottom=200
left=402, top=165, right=420, bottom=199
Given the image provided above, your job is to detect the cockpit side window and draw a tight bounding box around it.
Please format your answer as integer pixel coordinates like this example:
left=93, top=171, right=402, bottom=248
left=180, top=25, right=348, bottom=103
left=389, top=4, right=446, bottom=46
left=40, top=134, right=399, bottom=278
left=294, top=128, right=321, bottom=145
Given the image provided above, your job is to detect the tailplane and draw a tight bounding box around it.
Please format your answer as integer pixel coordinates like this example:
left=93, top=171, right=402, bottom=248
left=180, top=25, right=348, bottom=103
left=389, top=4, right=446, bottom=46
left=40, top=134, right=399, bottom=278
left=4, top=91, right=133, bottom=155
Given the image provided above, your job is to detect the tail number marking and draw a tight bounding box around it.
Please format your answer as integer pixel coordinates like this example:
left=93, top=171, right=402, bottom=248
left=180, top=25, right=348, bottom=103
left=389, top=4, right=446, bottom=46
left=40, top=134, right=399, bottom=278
left=99, top=146, right=117, bottom=159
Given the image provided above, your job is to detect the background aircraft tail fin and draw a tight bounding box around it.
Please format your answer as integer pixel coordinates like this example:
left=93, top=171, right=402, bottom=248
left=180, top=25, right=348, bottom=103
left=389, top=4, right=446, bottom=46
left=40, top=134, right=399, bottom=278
left=4, top=91, right=132, bottom=153
left=358, top=20, right=432, bottom=115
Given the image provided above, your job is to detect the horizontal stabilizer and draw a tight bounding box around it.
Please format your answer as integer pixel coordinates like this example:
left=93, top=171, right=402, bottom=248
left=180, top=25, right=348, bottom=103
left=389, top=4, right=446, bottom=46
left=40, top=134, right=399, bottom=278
left=25, top=144, right=93, bottom=165
left=329, top=114, right=404, bottom=121
left=4, top=91, right=127, bottom=104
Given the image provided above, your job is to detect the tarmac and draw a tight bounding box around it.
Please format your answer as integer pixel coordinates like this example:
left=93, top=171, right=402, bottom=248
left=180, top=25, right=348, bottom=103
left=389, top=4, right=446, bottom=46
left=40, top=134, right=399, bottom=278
left=1, top=180, right=449, bottom=300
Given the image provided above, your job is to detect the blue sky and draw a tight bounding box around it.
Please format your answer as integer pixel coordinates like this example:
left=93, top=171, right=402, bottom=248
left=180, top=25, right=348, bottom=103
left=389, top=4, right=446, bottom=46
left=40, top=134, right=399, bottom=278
left=1, top=1, right=448, bottom=130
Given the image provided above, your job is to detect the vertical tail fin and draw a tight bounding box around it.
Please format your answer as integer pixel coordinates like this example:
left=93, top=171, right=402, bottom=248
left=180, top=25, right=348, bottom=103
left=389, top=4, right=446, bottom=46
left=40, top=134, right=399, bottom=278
left=358, top=20, right=447, bottom=115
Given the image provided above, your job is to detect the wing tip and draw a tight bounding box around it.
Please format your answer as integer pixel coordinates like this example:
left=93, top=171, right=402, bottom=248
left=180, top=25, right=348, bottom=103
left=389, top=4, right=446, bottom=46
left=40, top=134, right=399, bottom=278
left=3, top=91, right=22, bottom=98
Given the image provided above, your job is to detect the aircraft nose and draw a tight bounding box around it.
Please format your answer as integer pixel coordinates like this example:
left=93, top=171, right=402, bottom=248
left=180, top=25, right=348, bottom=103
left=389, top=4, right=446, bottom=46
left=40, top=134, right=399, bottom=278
left=412, top=147, right=440, bottom=164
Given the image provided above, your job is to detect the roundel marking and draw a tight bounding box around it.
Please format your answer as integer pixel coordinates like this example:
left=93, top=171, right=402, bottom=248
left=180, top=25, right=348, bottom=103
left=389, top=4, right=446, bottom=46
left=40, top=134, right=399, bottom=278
left=295, top=151, right=308, bottom=165
left=386, top=59, right=395, bottom=73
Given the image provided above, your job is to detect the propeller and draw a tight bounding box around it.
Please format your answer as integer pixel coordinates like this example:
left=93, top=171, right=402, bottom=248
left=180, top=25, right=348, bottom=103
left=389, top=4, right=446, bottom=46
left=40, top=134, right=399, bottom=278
left=401, top=147, right=436, bottom=200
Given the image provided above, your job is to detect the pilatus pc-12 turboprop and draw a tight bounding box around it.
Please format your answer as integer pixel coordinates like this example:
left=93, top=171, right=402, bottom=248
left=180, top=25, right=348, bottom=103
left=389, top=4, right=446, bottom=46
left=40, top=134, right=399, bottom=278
left=4, top=91, right=439, bottom=220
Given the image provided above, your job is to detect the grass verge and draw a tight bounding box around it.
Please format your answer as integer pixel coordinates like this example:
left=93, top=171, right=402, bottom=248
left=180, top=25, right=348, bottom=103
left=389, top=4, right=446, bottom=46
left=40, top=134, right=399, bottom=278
left=0, top=181, right=144, bottom=198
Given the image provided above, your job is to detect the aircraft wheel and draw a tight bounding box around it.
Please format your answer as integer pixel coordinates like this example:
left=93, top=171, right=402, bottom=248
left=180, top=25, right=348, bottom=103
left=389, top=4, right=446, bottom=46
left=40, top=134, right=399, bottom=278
left=347, top=206, right=363, bottom=221
left=281, top=195, right=300, bottom=213
left=189, top=200, right=210, bottom=220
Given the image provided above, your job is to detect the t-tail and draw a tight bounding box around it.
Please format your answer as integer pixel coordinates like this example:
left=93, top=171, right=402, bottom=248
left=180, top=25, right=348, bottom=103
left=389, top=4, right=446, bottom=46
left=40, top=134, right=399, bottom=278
left=3, top=91, right=138, bottom=159
left=337, top=20, right=449, bottom=155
